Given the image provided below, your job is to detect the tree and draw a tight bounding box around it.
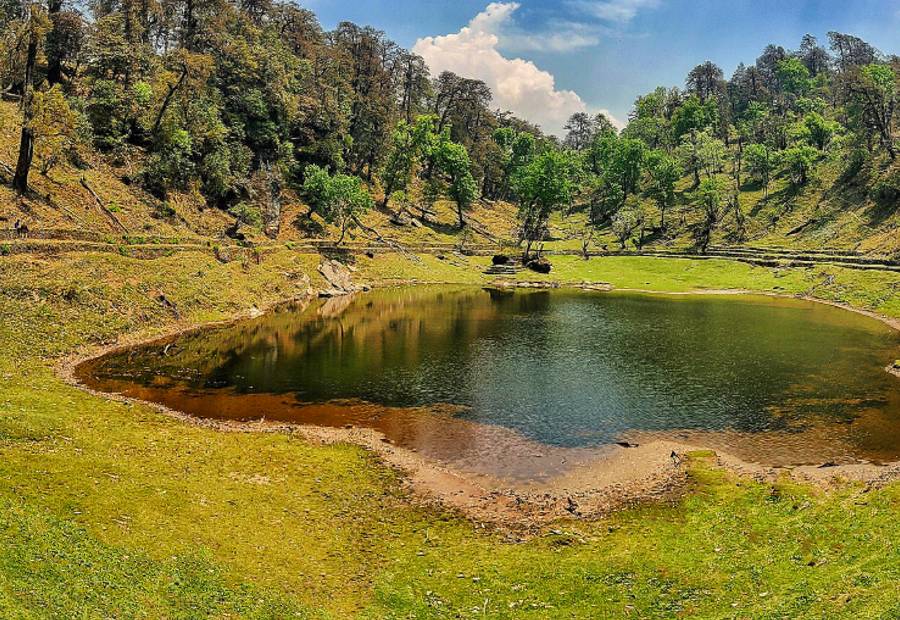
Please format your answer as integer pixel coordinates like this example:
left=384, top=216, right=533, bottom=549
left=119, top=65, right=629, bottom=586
left=848, top=64, right=897, bottom=159
left=563, top=112, right=595, bottom=150
left=645, top=150, right=679, bottom=230
left=799, top=34, right=829, bottom=77
left=675, top=132, right=700, bottom=189
left=782, top=145, right=818, bottom=186
left=801, top=112, right=840, bottom=150
left=431, top=70, right=492, bottom=138
left=744, top=143, right=777, bottom=198
left=776, top=57, right=812, bottom=97
left=623, top=87, right=672, bottom=149
left=302, top=164, right=373, bottom=243
left=486, top=126, right=535, bottom=200
left=512, top=150, right=578, bottom=259
left=30, top=84, right=79, bottom=175
left=828, top=32, right=876, bottom=72
left=430, top=136, right=478, bottom=228
left=380, top=114, right=436, bottom=208
left=45, top=0, right=84, bottom=86
left=694, top=130, right=727, bottom=178
left=671, top=95, right=718, bottom=140
left=686, top=61, right=725, bottom=102
left=693, top=177, right=724, bottom=253
left=12, top=3, right=48, bottom=194
left=611, top=198, right=644, bottom=249
left=396, top=51, right=431, bottom=123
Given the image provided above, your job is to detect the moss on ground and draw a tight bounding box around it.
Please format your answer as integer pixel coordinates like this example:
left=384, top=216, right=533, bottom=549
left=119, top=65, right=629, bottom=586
left=0, top=249, right=899, bottom=618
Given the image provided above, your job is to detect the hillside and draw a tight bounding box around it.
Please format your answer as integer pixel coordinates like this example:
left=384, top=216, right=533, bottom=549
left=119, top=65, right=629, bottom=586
left=2, top=97, right=897, bottom=261
left=1, top=3, right=900, bottom=616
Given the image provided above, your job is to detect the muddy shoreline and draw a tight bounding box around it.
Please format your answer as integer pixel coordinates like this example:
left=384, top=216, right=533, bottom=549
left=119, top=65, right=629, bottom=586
left=58, top=282, right=900, bottom=528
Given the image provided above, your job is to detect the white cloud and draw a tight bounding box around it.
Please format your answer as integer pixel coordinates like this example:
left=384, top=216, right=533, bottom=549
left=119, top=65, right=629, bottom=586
left=413, top=2, right=621, bottom=137
left=571, top=0, right=660, bottom=24
left=499, top=19, right=604, bottom=53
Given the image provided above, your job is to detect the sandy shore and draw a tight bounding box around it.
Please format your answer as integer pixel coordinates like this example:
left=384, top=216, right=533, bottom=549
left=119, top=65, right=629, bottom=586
left=58, top=282, right=900, bottom=528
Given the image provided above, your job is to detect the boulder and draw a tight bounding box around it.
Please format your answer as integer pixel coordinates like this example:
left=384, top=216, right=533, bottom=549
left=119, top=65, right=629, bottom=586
left=526, top=258, right=551, bottom=274
left=389, top=212, right=412, bottom=227
left=317, top=259, right=354, bottom=293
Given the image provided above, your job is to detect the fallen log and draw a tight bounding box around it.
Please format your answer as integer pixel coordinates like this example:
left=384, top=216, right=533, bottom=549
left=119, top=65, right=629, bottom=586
left=81, top=175, right=128, bottom=234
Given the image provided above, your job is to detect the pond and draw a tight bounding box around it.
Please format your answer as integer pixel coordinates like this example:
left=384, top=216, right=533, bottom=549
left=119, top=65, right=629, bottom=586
left=77, top=287, right=900, bottom=482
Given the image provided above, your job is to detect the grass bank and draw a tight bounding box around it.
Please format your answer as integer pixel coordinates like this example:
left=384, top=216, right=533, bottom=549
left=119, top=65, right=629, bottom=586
left=1, top=249, right=899, bottom=618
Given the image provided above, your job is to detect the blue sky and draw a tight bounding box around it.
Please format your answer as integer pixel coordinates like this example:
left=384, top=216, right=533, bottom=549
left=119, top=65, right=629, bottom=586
left=305, top=1, right=900, bottom=134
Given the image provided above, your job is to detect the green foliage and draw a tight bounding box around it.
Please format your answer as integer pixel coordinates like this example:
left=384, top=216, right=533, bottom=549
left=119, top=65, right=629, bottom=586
left=782, top=144, right=819, bottom=186
left=228, top=202, right=263, bottom=229
left=776, top=57, right=812, bottom=96
left=744, top=143, right=779, bottom=194
left=671, top=95, right=718, bottom=139
left=610, top=197, right=645, bottom=248
left=584, top=133, right=646, bottom=222
left=428, top=131, right=478, bottom=227
left=644, top=150, right=679, bottom=229
left=85, top=79, right=130, bottom=151
left=692, top=177, right=725, bottom=251
left=512, top=149, right=579, bottom=254
left=30, top=85, right=80, bottom=174
left=488, top=126, right=536, bottom=200
left=676, top=129, right=723, bottom=185
left=870, top=168, right=900, bottom=204
left=143, top=122, right=195, bottom=198
left=860, top=63, right=896, bottom=95
left=797, top=112, right=840, bottom=150
left=302, top=164, right=373, bottom=242
left=840, top=148, right=868, bottom=182
left=381, top=115, right=438, bottom=206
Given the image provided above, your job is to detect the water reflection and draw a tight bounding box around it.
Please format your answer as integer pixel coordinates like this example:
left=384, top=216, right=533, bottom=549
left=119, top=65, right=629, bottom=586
left=78, top=287, right=900, bottom=480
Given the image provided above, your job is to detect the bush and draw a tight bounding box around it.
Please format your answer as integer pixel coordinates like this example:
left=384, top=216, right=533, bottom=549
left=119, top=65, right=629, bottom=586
left=870, top=170, right=900, bottom=204
left=841, top=149, right=868, bottom=182
left=143, top=123, right=195, bottom=198
left=782, top=145, right=818, bottom=186
left=228, top=202, right=263, bottom=229
left=85, top=80, right=130, bottom=151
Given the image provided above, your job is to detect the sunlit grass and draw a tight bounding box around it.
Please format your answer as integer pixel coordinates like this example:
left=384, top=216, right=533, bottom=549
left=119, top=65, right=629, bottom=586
left=0, top=249, right=898, bottom=617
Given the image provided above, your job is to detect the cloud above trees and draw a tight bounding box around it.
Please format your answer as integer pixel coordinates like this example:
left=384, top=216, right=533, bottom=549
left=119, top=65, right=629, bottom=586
left=413, top=2, right=622, bottom=136
left=570, top=0, right=661, bottom=24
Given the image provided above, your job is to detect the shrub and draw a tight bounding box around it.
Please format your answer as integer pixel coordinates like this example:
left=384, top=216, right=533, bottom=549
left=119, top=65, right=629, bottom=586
left=870, top=170, right=900, bottom=204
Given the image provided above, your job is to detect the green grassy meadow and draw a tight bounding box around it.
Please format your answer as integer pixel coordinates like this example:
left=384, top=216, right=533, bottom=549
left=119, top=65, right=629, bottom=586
left=0, top=250, right=898, bottom=618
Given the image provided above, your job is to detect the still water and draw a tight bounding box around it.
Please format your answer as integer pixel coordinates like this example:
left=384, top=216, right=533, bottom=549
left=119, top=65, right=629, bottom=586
left=78, top=287, right=900, bottom=479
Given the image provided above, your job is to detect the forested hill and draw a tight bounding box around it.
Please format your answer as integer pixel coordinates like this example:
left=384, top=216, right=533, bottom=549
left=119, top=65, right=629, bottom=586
left=0, top=1, right=897, bottom=256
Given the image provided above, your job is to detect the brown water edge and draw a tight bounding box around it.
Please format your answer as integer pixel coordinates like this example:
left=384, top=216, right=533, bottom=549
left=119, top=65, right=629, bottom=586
left=66, top=364, right=697, bottom=526
left=62, top=284, right=900, bottom=526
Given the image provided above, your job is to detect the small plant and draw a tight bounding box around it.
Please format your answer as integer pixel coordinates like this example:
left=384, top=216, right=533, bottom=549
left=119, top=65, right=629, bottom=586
left=152, top=202, right=177, bottom=220
left=0, top=244, right=11, bottom=256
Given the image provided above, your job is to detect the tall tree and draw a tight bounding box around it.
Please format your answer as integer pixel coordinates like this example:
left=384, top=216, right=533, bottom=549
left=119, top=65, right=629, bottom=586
left=12, top=2, right=46, bottom=194
left=563, top=112, right=595, bottom=150
left=512, top=150, right=578, bottom=259
left=686, top=61, right=725, bottom=102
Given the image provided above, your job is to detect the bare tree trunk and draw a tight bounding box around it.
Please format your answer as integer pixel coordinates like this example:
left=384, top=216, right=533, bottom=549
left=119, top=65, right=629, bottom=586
left=151, top=65, right=188, bottom=135
left=45, top=0, right=63, bottom=86
left=12, top=13, right=38, bottom=195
